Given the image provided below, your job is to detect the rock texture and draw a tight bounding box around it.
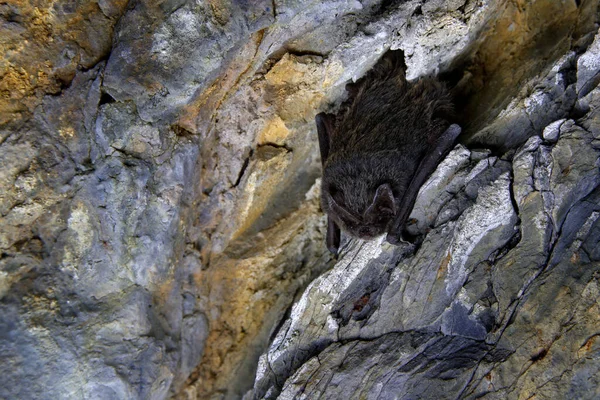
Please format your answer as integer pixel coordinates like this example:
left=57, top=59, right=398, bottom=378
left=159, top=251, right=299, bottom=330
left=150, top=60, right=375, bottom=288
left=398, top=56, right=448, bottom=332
left=0, top=0, right=599, bottom=400
left=253, top=118, right=600, bottom=398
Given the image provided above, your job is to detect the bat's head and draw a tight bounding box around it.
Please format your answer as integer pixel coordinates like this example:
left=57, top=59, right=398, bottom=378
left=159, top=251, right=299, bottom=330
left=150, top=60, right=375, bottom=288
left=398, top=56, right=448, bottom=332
left=322, top=182, right=397, bottom=240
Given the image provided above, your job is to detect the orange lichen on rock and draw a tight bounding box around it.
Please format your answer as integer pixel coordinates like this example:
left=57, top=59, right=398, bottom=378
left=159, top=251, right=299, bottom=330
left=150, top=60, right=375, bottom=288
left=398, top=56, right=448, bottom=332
left=265, top=54, right=331, bottom=122
left=186, top=184, right=328, bottom=399
left=0, top=0, right=128, bottom=126
left=257, top=116, right=291, bottom=146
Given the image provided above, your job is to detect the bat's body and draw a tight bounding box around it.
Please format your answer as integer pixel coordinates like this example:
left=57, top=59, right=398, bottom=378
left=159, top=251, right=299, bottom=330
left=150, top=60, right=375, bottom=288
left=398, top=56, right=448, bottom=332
left=317, top=51, right=461, bottom=253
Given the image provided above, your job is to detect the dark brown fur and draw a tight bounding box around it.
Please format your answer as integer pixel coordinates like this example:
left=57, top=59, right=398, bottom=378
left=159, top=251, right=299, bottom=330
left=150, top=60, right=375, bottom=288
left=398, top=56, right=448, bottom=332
left=318, top=51, right=459, bottom=251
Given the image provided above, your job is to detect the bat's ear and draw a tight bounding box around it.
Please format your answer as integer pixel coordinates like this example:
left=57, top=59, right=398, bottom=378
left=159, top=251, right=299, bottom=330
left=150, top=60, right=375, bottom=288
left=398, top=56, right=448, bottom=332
left=326, top=191, right=360, bottom=224
left=316, top=113, right=336, bottom=166
left=364, top=183, right=396, bottom=218
left=316, top=113, right=335, bottom=135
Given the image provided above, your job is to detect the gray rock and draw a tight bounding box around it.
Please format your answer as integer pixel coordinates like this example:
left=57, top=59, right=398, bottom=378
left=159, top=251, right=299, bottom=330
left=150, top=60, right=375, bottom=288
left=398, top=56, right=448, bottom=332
left=104, top=0, right=274, bottom=123
left=277, top=332, right=499, bottom=399
left=542, top=118, right=566, bottom=142
left=467, top=51, right=579, bottom=150
left=577, top=30, right=600, bottom=98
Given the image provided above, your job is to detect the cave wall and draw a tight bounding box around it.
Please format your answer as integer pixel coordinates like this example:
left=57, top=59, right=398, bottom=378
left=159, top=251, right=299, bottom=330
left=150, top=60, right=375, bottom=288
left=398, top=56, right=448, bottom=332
left=0, top=0, right=598, bottom=399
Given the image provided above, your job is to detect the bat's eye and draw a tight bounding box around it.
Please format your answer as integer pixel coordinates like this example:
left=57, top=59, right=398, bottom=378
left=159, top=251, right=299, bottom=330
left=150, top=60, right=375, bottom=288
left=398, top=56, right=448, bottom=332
left=358, top=226, right=372, bottom=237
left=379, top=207, right=394, bottom=216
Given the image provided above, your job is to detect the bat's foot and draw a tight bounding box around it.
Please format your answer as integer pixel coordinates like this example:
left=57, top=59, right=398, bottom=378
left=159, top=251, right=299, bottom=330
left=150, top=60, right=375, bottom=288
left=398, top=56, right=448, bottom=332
left=386, top=232, right=403, bottom=245
left=327, top=243, right=339, bottom=255
left=387, top=231, right=419, bottom=246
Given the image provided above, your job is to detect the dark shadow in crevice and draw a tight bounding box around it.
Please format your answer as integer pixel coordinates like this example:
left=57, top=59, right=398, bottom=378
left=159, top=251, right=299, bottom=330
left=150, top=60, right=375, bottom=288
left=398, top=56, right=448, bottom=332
left=99, top=91, right=116, bottom=106
left=437, top=0, right=599, bottom=153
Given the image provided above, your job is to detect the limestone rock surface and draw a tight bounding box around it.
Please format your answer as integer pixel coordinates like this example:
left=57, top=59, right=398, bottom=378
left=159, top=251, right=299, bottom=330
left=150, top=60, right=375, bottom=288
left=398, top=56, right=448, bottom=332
left=0, top=1, right=599, bottom=400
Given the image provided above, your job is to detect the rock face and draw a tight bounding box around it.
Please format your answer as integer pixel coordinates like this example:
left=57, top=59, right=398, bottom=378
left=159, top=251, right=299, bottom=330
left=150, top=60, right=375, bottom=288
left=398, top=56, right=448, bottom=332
left=0, top=1, right=599, bottom=400
left=253, top=121, right=600, bottom=398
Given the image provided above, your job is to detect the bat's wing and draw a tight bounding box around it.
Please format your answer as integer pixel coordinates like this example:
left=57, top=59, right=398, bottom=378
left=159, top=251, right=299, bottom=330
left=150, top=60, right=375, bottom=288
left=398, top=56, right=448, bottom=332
left=386, top=124, right=462, bottom=245
left=316, top=113, right=341, bottom=254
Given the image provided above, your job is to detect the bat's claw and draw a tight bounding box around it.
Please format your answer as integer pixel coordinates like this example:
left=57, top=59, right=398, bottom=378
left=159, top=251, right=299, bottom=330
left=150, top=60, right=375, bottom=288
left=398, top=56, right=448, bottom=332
left=327, top=242, right=339, bottom=255
left=386, top=232, right=403, bottom=245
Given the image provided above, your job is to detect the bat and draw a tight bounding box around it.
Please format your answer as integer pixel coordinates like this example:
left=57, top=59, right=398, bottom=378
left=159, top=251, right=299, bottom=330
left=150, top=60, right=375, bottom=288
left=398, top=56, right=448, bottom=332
left=317, top=51, right=461, bottom=254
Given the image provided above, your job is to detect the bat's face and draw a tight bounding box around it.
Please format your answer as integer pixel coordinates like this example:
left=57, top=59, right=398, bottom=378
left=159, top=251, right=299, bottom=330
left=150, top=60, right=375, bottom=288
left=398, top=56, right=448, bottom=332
left=322, top=182, right=397, bottom=240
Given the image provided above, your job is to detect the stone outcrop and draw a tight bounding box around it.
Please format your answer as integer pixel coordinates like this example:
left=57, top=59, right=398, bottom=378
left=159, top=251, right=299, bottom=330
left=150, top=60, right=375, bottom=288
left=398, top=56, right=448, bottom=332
left=0, top=1, right=599, bottom=399
left=253, top=112, right=600, bottom=398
